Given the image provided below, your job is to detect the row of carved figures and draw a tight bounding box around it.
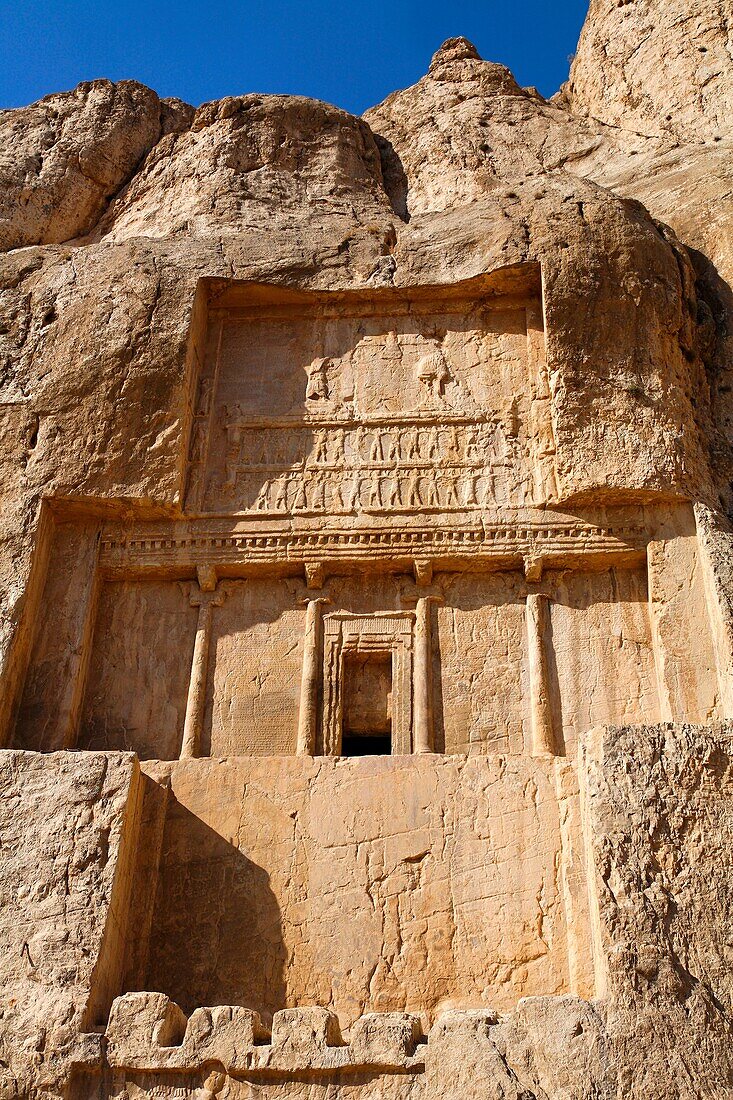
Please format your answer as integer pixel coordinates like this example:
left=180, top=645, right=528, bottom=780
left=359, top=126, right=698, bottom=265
left=222, top=420, right=518, bottom=471
left=220, top=466, right=535, bottom=511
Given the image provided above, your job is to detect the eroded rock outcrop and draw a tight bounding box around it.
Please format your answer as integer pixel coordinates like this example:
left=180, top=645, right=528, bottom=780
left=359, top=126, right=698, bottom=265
left=567, top=0, right=733, bottom=143
left=1, top=3, right=733, bottom=1099
left=0, top=79, right=192, bottom=251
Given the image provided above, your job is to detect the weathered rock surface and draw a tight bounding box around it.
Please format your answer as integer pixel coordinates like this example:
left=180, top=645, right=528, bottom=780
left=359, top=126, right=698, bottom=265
left=581, top=724, right=733, bottom=1098
left=0, top=751, right=141, bottom=1091
left=97, top=95, right=392, bottom=248
left=567, top=0, right=733, bottom=143
left=0, top=80, right=192, bottom=252
left=1, top=2, right=733, bottom=1098
left=4, top=726, right=732, bottom=1097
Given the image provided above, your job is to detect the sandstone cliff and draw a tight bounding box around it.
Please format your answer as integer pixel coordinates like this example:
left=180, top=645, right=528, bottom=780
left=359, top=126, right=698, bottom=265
left=1, top=2, right=733, bottom=1098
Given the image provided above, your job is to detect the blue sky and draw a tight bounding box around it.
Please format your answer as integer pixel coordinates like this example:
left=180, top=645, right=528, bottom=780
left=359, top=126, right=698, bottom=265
left=0, top=0, right=590, bottom=114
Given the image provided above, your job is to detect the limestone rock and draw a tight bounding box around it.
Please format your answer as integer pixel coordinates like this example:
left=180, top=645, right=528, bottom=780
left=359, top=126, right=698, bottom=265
left=106, top=992, right=268, bottom=1073
left=270, top=1006, right=343, bottom=1056
left=0, top=751, right=141, bottom=1092
left=106, top=990, right=188, bottom=1069
left=0, top=79, right=193, bottom=251
left=425, top=1011, right=531, bottom=1100
left=1, top=2, right=733, bottom=1098
left=366, top=40, right=715, bottom=503
left=350, top=1013, right=423, bottom=1068
left=580, top=724, right=733, bottom=1099
left=97, top=94, right=393, bottom=246
left=567, top=0, right=733, bottom=143
left=496, top=996, right=613, bottom=1099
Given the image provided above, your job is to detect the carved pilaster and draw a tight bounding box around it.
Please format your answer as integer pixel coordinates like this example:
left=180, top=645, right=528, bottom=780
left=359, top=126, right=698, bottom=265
left=296, top=598, right=329, bottom=756
left=180, top=571, right=227, bottom=760
left=413, top=596, right=441, bottom=754
left=526, top=591, right=555, bottom=757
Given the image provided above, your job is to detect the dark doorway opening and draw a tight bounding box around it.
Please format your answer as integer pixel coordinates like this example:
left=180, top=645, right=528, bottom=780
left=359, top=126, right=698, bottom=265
left=341, top=651, right=393, bottom=757
left=341, top=731, right=393, bottom=756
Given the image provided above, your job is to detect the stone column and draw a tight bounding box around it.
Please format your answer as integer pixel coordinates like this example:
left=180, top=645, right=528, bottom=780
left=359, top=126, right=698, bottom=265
left=180, top=579, right=227, bottom=760
left=413, top=596, right=438, bottom=754
left=526, top=592, right=555, bottom=757
left=297, top=598, right=329, bottom=756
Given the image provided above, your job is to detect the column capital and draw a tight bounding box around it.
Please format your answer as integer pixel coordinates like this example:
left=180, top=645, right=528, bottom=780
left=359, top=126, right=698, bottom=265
left=197, top=564, right=218, bottom=591
left=188, top=585, right=228, bottom=610
left=402, top=592, right=444, bottom=610
left=524, top=554, right=545, bottom=582
left=304, top=561, right=325, bottom=589
left=413, top=558, right=434, bottom=586
left=297, top=595, right=331, bottom=609
left=183, top=575, right=230, bottom=610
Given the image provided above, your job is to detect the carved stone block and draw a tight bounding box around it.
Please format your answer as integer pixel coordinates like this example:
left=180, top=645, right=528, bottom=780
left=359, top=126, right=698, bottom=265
left=350, top=1012, right=424, bottom=1068
left=270, top=1006, right=343, bottom=1056
left=107, top=992, right=188, bottom=1069
left=184, top=277, right=553, bottom=519
left=183, top=1005, right=268, bottom=1070
left=107, top=994, right=268, bottom=1071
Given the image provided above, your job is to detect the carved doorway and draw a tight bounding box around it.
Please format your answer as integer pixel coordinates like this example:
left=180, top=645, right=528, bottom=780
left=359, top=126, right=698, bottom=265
left=341, top=651, right=393, bottom=755
left=320, top=612, right=414, bottom=755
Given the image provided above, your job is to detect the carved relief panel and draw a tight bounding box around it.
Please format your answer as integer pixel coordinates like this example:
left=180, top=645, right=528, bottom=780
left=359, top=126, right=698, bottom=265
left=185, top=276, right=556, bottom=518
left=8, top=270, right=726, bottom=770
left=14, top=511, right=723, bottom=761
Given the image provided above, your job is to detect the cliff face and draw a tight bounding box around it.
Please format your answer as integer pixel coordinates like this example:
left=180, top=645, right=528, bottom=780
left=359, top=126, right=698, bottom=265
left=1, top=4, right=733, bottom=1099
left=567, top=0, right=733, bottom=143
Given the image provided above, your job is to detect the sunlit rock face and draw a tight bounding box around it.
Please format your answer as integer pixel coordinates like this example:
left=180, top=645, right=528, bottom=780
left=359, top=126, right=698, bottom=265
left=566, top=0, right=733, bottom=143
left=1, top=6, right=733, bottom=1099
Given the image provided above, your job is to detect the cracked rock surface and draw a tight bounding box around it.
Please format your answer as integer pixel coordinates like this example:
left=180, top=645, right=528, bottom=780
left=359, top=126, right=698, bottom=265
left=1, top=2, right=733, bottom=1098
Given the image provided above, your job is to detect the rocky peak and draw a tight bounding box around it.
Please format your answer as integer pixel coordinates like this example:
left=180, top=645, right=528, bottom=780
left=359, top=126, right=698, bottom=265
left=429, top=36, right=482, bottom=68
left=567, top=0, right=733, bottom=142
left=427, top=35, right=524, bottom=95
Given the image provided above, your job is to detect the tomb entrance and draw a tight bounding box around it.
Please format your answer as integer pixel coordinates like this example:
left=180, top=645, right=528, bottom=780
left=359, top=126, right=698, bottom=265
left=341, top=651, right=393, bottom=756
left=6, top=268, right=729, bottom=1027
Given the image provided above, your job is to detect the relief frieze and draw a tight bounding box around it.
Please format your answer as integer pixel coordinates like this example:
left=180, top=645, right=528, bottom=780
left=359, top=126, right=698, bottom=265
left=184, top=280, right=557, bottom=516
left=215, top=414, right=532, bottom=516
